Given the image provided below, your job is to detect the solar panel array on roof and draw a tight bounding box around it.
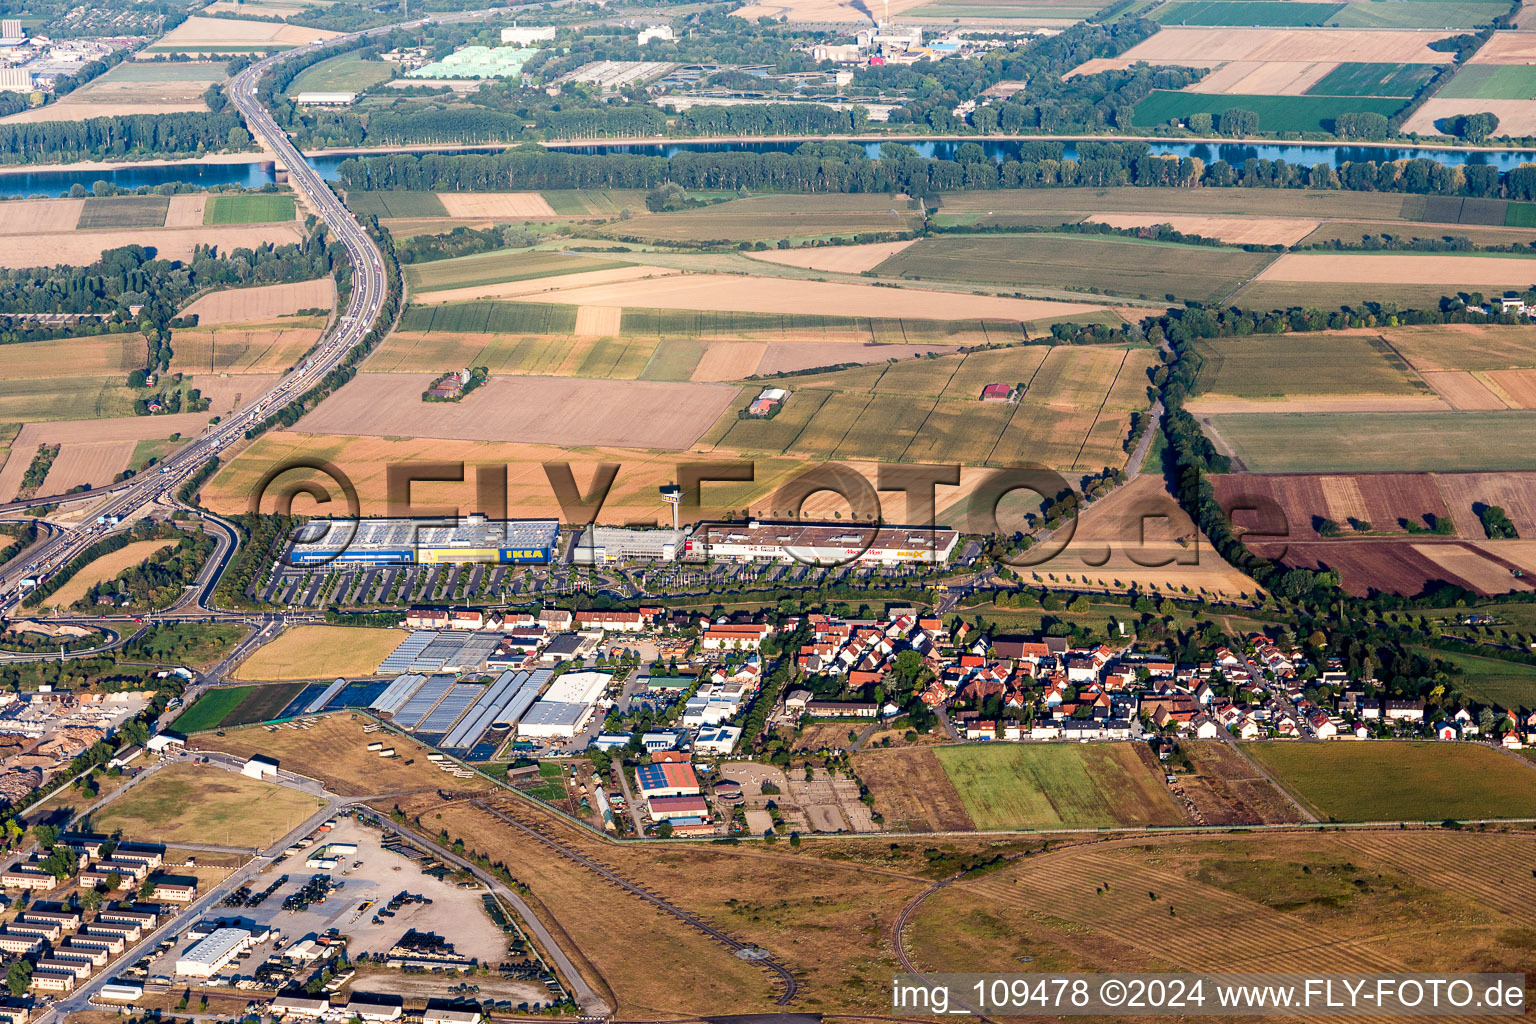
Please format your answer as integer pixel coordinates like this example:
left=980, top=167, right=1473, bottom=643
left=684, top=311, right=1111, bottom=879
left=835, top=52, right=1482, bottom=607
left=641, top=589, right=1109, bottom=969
left=371, top=674, right=427, bottom=716
left=442, top=669, right=549, bottom=752
left=392, top=675, right=455, bottom=730
left=304, top=678, right=349, bottom=715
left=378, top=631, right=438, bottom=674
left=415, top=683, right=483, bottom=736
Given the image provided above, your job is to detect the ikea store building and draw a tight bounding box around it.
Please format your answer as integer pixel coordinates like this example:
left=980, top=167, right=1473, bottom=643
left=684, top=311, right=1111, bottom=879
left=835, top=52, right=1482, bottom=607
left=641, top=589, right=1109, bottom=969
left=286, top=514, right=560, bottom=566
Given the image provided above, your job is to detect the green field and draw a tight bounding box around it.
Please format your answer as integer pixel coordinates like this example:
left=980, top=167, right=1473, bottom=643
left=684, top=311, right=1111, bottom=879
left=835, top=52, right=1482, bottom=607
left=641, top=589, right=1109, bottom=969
left=1508, top=203, right=1536, bottom=228
left=876, top=233, right=1274, bottom=304
left=172, top=685, right=254, bottom=732
left=1416, top=648, right=1536, bottom=711
left=1241, top=741, right=1536, bottom=821
left=1209, top=411, right=1536, bottom=472
left=77, top=196, right=169, bottom=230
left=1154, top=1, right=1345, bottom=26
left=933, top=743, right=1187, bottom=830
left=204, top=194, right=296, bottom=225
left=0, top=377, right=139, bottom=422
left=1133, top=91, right=1405, bottom=135
left=1440, top=65, right=1536, bottom=101
left=286, top=52, right=394, bottom=95
left=1328, top=1, right=1507, bottom=28
left=1305, top=62, right=1437, bottom=99
left=1193, top=334, right=1428, bottom=398
left=345, top=191, right=448, bottom=219
left=404, top=249, right=627, bottom=293
left=397, top=300, right=579, bottom=335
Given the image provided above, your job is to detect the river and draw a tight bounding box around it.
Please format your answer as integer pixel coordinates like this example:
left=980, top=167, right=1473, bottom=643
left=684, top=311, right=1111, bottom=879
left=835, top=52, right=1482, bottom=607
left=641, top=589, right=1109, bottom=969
left=3, top=137, right=1535, bottom=199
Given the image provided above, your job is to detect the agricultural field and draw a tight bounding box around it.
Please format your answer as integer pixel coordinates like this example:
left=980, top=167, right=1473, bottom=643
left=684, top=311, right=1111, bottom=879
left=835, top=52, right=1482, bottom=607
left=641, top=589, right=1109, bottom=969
left=1152, top=0, right=1505, bottom=28
left=175, top=682, right=310, bottom=731
left=146, top=15, right=340, bottom=53
left=1241, top=741, right=1536, bottom=821
left=203, top=194, right=297, bottom=225
left=181, top=278, right=335, bottom=324
left=404, top=249, right=629, bottom=294
left=1207, top=411, right=1536, bottom=473
left=77, top=196, right=169, bottom=230
left=1190, top=333, right=1432, bottom=404
left=345, top=191, right=448, bottom=219
left=1173, top=740, right=1307, bottom=824
left=0, top=224, right=307, bottom=270
left=1416, top=648, right=1536, bottom=711
left=1304, top=61, right=1438, bottom=98
left=231, top=625, right=407, bottom=681
left=611, top=193, right=923, bottom=243
left=905, top=830, right=1536, bottom=984
left=295, top=373, right=739, bottom=450
left=707, top=344, right=1156, bottom=471
left=1406, top=98, right=1536, bottom=137
left=0, top=61, right=223, bottom=121
left=1440, top=64, right=1536, bottom=101
left=903, top=0, right=1098, bottom=19
left=285, top=52, right=394, bottom=94
left=435, top=193, right=558, bottom=219
left=1209, top=472, right=1456, bottom=542
left=91, top=762, right=324, bottom=846
left=1277, top=538, right=1536, bottom=597
left=367, top=330, right=660, bottom=378
left=1133, top=91, right=1404, bottom=134
left=874, top=234, right=1275, bottom=304
left=932, top=743, right=1187, bottom=830
left=170, top=319, right=325, bottom=374
left=850, top=748, right=976, bottom=832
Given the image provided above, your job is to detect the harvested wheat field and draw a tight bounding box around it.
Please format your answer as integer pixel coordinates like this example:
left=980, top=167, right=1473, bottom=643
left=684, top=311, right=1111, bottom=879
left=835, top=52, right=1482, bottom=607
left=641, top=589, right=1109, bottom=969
left=0, top=334, right=144, bottom=379
left=416, top=266, right=674, bottom=306
left=1085, top=213, right=1318, bottom=247
left=1471, top=30, right=1536, bottom=64
left=0, top=449, right=36, bottom=504
left=297, top=373, right=739, bottom=449
left=170, top=323, right=324, bottom=374
left=0, top=199, right=84, bottom=234
left=1186, top=58, right=1339, bottom=96
left=690, top=341, right=767, bottom=381
left=164, top=195, right=208, bottom=228
left=522, top=274, right=1109, bottom=321
left=1420, top=370, right=1510, bottom=410
left=733, top=0, right=927, bottom=22
left=232, top=625, right=406, bottom=681
left=206, top=434, right=821, bottom=520
left=1186, top=395, right=1448, bottom=414
left=152, top=16, right=340, bottom=49
left=0, top=225, right=305, bottom=270
left=1116, top=27, right=1454, bottom=64
left=436, top=193, right=556, bottom=218
left=0, top=98, right=205, bottom=122
left=8, top=416, right=213, bottom=452
left=47, top=540, right=176, bottom=608
left=573, top=305, right=622, bottom=338
left=753, top=340, right=961, bottom=374
left=1406, top=98, right=1536, bottom=136
left=746, top=240, right=917, bottom=273
left=182, top=278, right=334, bottom=324
left=1008, top=475, right=1260, bottom=598
left=1382, top=323, right=1536, bottom=372
left=1256, top=252, right=1536, bottom=286
left=1413, top=541, right=1536, bottom=596
left=1434, top=471, right=1536, bottom=537
left=1481, top=368, right=1536, bottom=409
left=38, top=441, right=137, bottom=495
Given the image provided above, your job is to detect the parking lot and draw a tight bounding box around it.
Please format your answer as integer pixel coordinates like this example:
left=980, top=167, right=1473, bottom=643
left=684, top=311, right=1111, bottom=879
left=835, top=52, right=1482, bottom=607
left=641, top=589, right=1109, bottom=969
left=146, top=818, right=510, bottom=986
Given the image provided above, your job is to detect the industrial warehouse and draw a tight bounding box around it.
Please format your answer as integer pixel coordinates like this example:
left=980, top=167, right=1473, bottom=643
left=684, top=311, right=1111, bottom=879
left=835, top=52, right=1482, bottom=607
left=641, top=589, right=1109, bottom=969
left=369, top=668, right=559, bottom=755
left=685, top=521, right=959, bottom=565
left=286, top=515, right=559, bottom=566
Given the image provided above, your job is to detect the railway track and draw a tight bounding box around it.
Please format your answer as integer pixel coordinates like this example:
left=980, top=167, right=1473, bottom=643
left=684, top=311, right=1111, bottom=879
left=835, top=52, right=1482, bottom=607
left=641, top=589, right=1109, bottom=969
left=473, top=799, right=800, bottom=1005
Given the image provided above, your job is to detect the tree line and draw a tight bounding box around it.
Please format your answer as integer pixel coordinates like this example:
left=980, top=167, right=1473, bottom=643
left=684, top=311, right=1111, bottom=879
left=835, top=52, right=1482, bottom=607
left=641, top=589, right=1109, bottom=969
left=0, top=111, right=251, bottom=166
left=337, top=139, right=1536, bottom=201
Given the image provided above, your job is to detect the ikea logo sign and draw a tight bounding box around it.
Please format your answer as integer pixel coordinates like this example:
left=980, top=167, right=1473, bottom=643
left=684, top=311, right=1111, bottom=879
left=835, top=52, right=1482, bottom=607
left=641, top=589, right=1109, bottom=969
left=501, top=548, right=550, bottom=561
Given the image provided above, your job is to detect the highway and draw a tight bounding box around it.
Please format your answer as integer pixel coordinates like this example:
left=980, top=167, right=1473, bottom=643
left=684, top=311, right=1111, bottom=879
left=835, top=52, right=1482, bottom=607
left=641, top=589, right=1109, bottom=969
left=0, top=29, right=398, bottom=615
